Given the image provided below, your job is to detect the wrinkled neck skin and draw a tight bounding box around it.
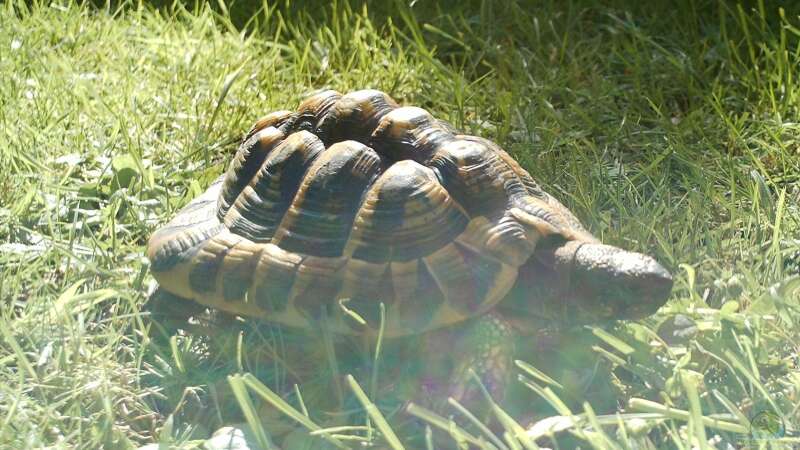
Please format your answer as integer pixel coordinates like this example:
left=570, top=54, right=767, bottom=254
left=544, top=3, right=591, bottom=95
left=499, top=250, right=578, bottom=335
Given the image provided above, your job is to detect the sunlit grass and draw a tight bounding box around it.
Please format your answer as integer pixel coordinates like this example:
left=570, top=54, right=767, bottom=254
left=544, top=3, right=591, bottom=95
left=1, top=0, right=799, bottom=448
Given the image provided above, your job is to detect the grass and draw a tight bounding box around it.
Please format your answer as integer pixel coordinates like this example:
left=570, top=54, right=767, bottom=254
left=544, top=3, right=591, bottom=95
left=1, top=0, right=799, bottom=448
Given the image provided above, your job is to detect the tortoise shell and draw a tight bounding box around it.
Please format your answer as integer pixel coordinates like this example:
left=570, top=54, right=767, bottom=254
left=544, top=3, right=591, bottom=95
left=147, top=89, right=610, bottom=337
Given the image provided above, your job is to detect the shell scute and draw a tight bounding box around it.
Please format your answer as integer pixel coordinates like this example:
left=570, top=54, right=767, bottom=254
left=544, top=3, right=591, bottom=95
left=389, top=259, right=443, bottom=332
left=218, top=127, right=285, bottom=220
left=429, top=138, right=515, bottom=218
left=456, top=215, right=536, bottom=267
left=460, top=135, right=545, bottom=199
left=273, top=140, right=383, bottom=257
left=244, top=110, right=295, bottom=142
left=340, top=259, right=388, bottom=304
left=294, top=89, right=342, bottom=132
left=290, top=255, right=348, bottom=321
left=317, top=89, right=398, bottom=146
left=219, top=240, right=262, bottom=302
left=423, top=242, right=516, bottom=319
left=370, top=106, right=455, bottom=162
left=148, top=177, right=224, bottom=272
left=251, top=244, right=303, bottom=313
left=346, top=160, right=469, bottom=263
left=187, top=231, right=244, bottom=296
left=224, top=131, right=324, bottom=242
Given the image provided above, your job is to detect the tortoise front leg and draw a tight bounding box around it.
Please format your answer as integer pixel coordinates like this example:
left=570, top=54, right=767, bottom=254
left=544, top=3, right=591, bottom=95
left=451, top=311, right=517, bottom=405
left=417, top=311, right=517, bottom=415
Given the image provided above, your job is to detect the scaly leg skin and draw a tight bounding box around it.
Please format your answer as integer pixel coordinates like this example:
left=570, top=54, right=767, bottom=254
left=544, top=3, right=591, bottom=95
left=417, top=311, right=517, bottom=420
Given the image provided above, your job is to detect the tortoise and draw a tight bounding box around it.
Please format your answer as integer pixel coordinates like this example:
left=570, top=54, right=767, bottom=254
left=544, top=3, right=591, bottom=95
left=146, top=89, right=673, bottom=407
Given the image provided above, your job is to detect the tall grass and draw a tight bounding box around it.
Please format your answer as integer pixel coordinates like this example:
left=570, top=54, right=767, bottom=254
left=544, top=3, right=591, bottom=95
left=1, top=0, right=798, bottom=448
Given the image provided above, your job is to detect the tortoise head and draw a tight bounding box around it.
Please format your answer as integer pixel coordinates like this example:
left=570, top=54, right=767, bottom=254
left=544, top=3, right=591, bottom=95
left=504, top=237, right=673, bottom=328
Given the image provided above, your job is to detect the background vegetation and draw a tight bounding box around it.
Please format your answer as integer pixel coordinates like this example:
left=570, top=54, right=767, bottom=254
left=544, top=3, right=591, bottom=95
left=1, top=0, right=799, bottom=448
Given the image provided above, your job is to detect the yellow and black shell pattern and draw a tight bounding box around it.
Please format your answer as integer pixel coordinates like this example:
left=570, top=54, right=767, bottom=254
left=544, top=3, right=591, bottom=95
left=147, top=89, right=597, bottom=337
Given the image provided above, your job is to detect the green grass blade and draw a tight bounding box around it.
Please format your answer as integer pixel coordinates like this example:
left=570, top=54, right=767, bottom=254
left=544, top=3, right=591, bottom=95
left=239, top=373, right=348, bottom=450
left=346, top=374, right=405, bottom=450
left=405, top=402, right=493, bottom=449
left=628, top=398, right=748, bottom=434
left=227, top=374, right=277, bottom=450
